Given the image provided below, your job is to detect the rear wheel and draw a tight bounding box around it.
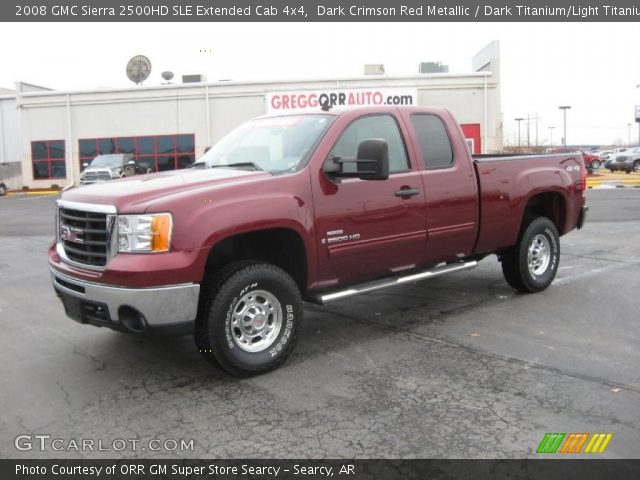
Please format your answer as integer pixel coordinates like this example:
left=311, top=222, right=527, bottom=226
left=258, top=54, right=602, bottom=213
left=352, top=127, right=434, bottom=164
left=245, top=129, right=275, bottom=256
left=500, top=217, right=560, bottom=293
left=195, top=261, right=302, bottom=377
left=0, top=184, right=6, bottom=196
left=591, top=160, right=601, bottom=170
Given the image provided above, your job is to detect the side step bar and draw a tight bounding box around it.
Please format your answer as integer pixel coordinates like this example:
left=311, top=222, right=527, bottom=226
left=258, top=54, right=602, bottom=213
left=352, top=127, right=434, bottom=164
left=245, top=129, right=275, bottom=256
left=309, top=260, right=478, bottom=305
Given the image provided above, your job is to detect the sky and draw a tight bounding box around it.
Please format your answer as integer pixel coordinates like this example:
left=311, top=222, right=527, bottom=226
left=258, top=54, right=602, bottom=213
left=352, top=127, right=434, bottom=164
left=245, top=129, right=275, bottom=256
left=1, top=22, right=639, bottom=146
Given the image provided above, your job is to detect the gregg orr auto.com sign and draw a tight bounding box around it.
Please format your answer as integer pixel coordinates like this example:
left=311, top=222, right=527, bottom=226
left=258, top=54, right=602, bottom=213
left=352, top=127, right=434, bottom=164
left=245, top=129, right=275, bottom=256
left=267, top=88, right=417, bottom=113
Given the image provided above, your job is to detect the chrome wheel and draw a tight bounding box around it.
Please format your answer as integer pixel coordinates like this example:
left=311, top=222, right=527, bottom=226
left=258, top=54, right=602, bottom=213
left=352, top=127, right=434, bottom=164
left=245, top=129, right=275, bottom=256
left=230, top=289, right=282, bottom=352
left=634, top=162, right=640, bottom=173
left=591, top=160, right=601, bottom=170
left=527, top=234, right=551, bottom=277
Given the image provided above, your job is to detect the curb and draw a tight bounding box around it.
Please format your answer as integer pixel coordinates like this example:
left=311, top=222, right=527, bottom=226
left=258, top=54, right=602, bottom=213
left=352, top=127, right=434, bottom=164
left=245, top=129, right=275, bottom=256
left=5, top=190, right=60, bottom=196
left=587, top=180, right=640, bottom=189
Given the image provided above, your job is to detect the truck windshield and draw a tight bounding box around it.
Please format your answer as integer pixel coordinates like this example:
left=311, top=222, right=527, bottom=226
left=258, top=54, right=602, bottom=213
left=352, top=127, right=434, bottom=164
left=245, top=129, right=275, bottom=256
left=199, top=115, right=334, bottom=173
left=90, top=155, right=124, bottom=168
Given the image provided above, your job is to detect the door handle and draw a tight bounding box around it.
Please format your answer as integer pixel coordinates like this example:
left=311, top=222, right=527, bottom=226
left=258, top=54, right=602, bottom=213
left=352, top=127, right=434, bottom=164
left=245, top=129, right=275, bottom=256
left=394, top=187, right=420, bottom=198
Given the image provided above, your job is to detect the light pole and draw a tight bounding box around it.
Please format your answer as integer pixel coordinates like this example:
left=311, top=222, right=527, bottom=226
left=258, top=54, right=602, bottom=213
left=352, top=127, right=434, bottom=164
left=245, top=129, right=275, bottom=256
left=635, top=85, right=639, bottom=145
left=628, top=123, right=632, bottom=146
left=515, top=118, right=524, bottom=147
left=559, top=106, right=571, bottom=147
left=548, top=126, right=555, bottom=148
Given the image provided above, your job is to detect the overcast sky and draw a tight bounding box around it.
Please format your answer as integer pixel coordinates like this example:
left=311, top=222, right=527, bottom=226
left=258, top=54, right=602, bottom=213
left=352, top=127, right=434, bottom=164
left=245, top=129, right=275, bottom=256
left=1, top=22, right=639, bottom=146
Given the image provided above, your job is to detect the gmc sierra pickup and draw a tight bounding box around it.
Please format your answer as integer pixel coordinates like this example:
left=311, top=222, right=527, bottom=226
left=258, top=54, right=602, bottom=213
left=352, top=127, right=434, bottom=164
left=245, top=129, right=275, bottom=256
left=50, top=106, right=588, bottom=377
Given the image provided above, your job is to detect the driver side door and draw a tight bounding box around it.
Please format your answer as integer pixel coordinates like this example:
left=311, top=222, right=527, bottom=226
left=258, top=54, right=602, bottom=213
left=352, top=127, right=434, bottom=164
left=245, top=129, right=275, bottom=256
left=311, top=112, right=428, bottom=289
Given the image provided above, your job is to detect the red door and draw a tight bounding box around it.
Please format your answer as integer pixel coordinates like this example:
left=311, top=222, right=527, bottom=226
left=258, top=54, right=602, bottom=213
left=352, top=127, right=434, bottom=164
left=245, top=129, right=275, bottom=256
left=460, top=123, right=481, bottom=154
left=310, top=111, right=428, bottom=289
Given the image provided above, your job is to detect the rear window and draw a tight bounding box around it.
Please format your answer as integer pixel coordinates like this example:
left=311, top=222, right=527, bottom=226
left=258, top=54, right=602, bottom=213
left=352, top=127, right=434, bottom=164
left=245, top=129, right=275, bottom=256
left=410, top=114, right=454, bottom=170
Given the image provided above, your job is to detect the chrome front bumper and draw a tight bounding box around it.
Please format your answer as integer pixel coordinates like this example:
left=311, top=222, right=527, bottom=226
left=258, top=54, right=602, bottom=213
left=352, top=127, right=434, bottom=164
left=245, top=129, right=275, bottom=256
left=51, top=268, right=200, bottom=335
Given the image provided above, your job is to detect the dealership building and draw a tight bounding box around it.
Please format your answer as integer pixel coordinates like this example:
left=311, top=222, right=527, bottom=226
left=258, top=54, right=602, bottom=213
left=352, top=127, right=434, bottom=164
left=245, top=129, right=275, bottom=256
left=0, top=42, right=502, bottom=190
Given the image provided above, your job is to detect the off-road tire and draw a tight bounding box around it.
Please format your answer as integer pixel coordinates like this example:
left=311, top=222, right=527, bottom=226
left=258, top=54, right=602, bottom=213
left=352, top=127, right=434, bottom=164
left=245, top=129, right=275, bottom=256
left=195, top=261, right=302, bottom=377
left=500, top=216, right=560, bottom=293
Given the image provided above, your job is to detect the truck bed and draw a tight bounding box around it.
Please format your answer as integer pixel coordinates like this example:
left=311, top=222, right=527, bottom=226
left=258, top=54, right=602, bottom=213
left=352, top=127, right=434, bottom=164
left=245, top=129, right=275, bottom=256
left=471, top=152, right=585, bottom=254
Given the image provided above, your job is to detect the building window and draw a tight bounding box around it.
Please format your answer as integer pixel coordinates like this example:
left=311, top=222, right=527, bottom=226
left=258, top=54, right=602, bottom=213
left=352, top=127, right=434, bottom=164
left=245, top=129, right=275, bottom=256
left=32, top=140, right=66, bottom=180
left=79, top=134, right=196, bottom=172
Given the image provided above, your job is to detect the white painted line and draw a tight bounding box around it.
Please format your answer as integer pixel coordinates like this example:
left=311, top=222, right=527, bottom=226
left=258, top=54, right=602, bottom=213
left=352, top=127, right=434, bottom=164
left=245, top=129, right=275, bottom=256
left=19, top=195, right=59, bottom=201
left=555, top=263, right=631, bottom=285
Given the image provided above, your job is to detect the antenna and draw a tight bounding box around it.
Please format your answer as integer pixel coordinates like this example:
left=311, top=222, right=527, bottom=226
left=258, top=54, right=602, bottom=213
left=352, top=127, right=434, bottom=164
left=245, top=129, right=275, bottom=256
left=126, top=55, right=152, bottom=85
left=161, top=71, right=174, bottom=84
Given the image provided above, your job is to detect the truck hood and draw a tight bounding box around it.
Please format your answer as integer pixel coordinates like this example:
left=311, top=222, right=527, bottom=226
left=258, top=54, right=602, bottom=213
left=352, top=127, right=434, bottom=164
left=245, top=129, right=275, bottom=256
left=62, top=168, right=270, bottom=212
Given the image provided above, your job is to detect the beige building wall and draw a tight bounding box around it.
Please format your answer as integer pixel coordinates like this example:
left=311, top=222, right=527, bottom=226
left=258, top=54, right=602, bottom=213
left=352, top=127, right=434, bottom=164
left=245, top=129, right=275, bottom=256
left=2, top=42, right=502, bottom=188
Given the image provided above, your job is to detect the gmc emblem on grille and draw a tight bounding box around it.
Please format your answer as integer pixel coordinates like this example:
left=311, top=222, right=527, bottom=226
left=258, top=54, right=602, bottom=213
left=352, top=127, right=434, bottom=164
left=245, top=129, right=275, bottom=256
left=60, top=225, right=85, bottom=244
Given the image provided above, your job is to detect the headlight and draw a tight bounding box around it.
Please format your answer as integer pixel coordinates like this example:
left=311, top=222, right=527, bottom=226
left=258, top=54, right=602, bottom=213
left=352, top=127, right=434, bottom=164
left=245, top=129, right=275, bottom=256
left=117, top=213, right=172, bottom=253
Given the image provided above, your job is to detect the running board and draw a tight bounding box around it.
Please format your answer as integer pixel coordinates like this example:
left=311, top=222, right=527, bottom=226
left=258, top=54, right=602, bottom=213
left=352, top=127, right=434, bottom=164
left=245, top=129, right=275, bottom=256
left=309, top=260, right=478, bottom=305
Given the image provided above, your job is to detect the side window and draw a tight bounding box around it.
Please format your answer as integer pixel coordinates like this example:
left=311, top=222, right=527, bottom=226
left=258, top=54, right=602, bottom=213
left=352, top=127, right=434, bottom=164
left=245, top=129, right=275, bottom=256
left=330, top=115, right=409, bottom=174
left=410, top=114, right=454, bottom=170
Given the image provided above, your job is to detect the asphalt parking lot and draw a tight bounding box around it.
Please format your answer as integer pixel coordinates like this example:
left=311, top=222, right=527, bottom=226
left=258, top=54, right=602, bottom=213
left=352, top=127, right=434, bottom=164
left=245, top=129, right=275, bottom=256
left=0, top=190, right=639, bottom=459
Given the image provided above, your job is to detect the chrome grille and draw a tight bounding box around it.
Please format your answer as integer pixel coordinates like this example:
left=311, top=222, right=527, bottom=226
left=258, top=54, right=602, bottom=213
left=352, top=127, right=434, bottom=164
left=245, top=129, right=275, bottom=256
left=82, top=171, right=111, bottom=182
left=59, top=207, right=109, bottom=267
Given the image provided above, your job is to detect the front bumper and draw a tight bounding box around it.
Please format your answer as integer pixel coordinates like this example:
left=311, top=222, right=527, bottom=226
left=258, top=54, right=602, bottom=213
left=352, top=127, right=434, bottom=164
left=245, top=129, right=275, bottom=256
left=608, top=163, right=629, bottom=171
left=51, top=268, right=200, bottom=335
left=79, top=180, right=109, bottom=186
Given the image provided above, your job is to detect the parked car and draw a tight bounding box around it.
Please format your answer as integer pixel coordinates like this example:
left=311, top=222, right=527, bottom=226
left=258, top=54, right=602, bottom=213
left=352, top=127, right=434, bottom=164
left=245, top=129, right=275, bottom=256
left=50, top=106, right=587, bottom=377
left=0, top=182, right=6, bottom=196
left=547, top=147, right=600, bottom=173
left=602, top=148, right=628, bottom=170
left=79, top=154, right=139, bottom=186
left=608, top=147, right=640, bottom=173
left=581, top=151, right=602, bottom=173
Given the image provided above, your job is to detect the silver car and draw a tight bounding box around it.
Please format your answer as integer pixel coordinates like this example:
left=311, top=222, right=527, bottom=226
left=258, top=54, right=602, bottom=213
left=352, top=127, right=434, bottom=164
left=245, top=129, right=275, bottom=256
left=80, top=154, right=135, bottom=185
left=608, top=147, right=640, bottom=173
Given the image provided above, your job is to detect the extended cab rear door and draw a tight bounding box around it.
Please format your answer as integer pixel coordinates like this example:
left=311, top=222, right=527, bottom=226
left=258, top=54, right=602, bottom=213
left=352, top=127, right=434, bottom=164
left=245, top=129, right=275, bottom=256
left=310, top=109, right=428, bottom=288
left=398, top=109, right=479, bottom=262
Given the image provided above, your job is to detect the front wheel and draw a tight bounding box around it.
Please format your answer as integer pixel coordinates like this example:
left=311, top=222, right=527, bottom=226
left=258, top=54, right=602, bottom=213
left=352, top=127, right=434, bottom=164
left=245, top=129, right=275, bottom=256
left=195, top=261, right=302, bottom=377
left=591, top=160, right=601, bottom=170
left=633, top=161, right=640, bottom=173
left=500, top=217, right=560, bottom=293
left=0, top=184, right=6, bottom=196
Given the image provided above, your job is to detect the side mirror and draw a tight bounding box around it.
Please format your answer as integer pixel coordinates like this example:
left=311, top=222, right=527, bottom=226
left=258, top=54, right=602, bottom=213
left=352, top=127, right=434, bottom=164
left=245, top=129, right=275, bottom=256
left=324, top=139, right=389, bottom=181
left=82, top=162, right=89, bottom=168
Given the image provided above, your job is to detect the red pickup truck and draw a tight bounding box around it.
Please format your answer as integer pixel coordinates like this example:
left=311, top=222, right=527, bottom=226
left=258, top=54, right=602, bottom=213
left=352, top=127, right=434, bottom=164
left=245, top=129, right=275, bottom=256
left=50, top=106, right=587, bottom=376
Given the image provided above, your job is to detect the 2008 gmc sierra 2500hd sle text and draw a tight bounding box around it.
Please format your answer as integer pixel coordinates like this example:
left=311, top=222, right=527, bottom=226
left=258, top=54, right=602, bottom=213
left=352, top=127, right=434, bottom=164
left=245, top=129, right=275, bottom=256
left=50, top=106, right=588, bottom=377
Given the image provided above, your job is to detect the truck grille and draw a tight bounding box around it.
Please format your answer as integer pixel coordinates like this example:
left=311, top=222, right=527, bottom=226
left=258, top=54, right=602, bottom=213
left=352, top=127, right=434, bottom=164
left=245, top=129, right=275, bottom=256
left=59, top=207, right=109, bottom=267
left=82, top=171, right=111, bottom=182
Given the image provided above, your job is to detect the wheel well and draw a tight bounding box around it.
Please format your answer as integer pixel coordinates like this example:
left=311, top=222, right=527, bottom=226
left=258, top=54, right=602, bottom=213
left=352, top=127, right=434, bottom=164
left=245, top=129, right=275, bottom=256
left=204, top=228, right=308, bottom=292
left=523, top=192, right=566, bottom=234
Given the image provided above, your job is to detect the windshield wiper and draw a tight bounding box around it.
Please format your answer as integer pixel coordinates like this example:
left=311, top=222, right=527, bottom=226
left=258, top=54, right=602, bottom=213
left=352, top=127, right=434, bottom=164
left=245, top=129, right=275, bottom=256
left=210, top=162, right=264, bottom=171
